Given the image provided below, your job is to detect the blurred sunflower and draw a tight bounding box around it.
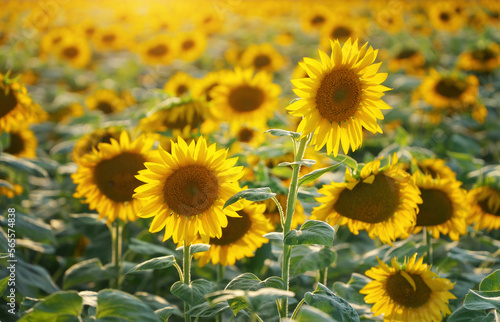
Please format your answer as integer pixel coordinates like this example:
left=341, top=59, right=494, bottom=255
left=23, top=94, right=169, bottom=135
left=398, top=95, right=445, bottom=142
left=138, top=35, right=177, bottom=65
left=138, top=98, right=210, bottom=137
left=375, top=9, right=404, bottom=34
left=415, top=158, right=456, bottom=180
left=388, top=48, right=426, bottom=75
left=467, top=185, right=500, bottom=231
left=0, top=176, right=23, bottom=200
left=176, top=31, right=207, bottom=62
left=39, top=27, right=72, bottom=59
left=0, top=74, right=36, bottom=133
left=429, top=2, right=464, bottom=32
left=300, top=4, right=332, bottom=32
left=311, top=155, right=421, bottom=245
left=3, top=126, right=37, bottom=158
left=72, top=131, right=156, bottom=223
left=319, top=21, right=362, bottom=50
left=194, top=8, right=224, bottom=35
left=192, top=70, right=229, bottom=102
left=164, top=72, right=196, bottom=98
left=56, top=36, right=92, bottom=68
left=92, top=25, right=128, bottom=51
left=360, top=254, right=455, bottom=321
left=239, top=43, right=285, bottom=73
left=134, top=137, right=244, bottom=244
left=72, top=127, right=122, bottom=164
left=261, top=193, right=306, bottom=230
left=85, top=89, right=127, bottom=115
left=412, top=172, right=468, bottom=241
left=194, top=201, right=273, bottom=266
left=228, top=125, right=266, bottom=155
left=457, top=43, right=500, bottom=73
left=49, top=103, right=85, bottom=124
left=287, top=38, right=391, bottom=156
left=211, top=68, right=281, bottom=129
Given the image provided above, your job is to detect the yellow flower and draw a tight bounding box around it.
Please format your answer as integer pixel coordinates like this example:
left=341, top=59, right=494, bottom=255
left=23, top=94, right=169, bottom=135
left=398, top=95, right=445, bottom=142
left=287, top=38, right=391, bottom=156
left=56, top=36, right=92, bottom=69
left=85, top=89, right=127, bottom=115
left=429, top=1, right=465, bottom=32
left=71, top=131, right=156, bottom=223
left=300, top=4, right=333, bottom=32
left=176, top=31, right=207, bottom=62
left=360, top=254, right=456, bottom=322
left=3, top=126, right=37, bottom=158
left=467, top=185, right=500, bottom=231
left=194, top=201, right=273, bottom=266
left=388, top=48, right=426, bottom=75
left=134, top=136, right=244, bottom=244
left=0, top=173, right=23, bottom=200
left=319, top=20, right=363, bottom=50
left=0, top=74, right=37, bottom=133
left=72, top=127, right=122, bottom=164
left=92, top=25, right=129, bottom=52
left=192, top=70, right=230, bottom=102
left=415, top=158, right=456, bottom=180
left=164, top=72, right=197, bottom=99
left=412, top=172, right=469, bottom=241
left=138, top=35, right=178, bottom=66
left=457, top=43, right=500, bottom=73
left=211, top=68, right=281, bottom=129
left=311, top=155, right=421, bottom=245
left=238, top=43, right=285, bottom=73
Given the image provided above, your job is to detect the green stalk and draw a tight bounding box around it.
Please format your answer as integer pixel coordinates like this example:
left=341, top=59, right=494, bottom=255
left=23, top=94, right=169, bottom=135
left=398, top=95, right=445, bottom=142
left=110, top=220, right=123, bottom=289
left=216, top=264, right=225, bottom=322
left=183, top=242, right=192, bottom=322
left=424, top=227, right=433, bottom=266
left=280, top=135, right=309, bottom=319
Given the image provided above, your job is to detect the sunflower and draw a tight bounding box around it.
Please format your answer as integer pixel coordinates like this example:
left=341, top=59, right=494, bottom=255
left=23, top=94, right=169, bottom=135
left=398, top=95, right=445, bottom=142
left=0, top=74, right=37, bottom=133
left=194, top=8, right=224, bottom=35
left=300, top=4, right=333, bottom=32
left=457, top=43, right=500, bottom=73
left=72, top=127, right=122, bottom=164
left=287, top=38, right=391, bottom=156
left=211, top=68, right=281, bottom=129
left=56, top=36, right=92, bottom=69
left=3, top=126, right=37, bottom=158
left=467, top=185, right=500, bottom=231
left=138, top=35, right=177, bottom=66
left=138, top=98, right=210, bottom=137
left=39, top=27, right=72, bottom=59
left=85, top=89, right=127, bottom=115
left=428, top=2, right=465, bottom=32
left=134, top=136, right=244, bottom=244
left=193, top=200, right=273, bottom=266
left=388, top=48, right=426, bottom=75
left=319, top=21, right=362, bottom=50
left=375, top=9, right=404, bottom=34
left=238, top=43, right=285, bottom=73
left=192, top=70, right=229, bottom=102
left=360, top=254, right=456, bottom=321
left=92, top=25, right=128, bottom=52
left=415, top=159, right=456, bottom=180
left=311, top=155, right=421, bottom=245
left=412, top=172, right=468, bottom=241
left=176, top=31, right=207, bottom=62
left=163, top=72, right=196, bottom=99
left=71, top=131, right=156, bottom=223
left=261, top=193, right=306, bottom=230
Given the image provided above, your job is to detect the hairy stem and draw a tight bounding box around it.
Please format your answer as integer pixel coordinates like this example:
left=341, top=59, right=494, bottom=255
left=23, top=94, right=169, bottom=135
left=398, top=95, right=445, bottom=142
left=184, top=242, right=192, bottom=322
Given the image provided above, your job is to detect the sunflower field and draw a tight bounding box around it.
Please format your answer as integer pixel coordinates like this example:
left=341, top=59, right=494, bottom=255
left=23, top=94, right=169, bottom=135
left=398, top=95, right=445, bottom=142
left=1, top=0, right=500, bottom=321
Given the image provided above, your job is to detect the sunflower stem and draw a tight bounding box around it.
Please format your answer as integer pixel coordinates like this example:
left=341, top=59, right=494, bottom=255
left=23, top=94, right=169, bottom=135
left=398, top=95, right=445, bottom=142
left=291, top=298, right=305, bottom=320
left=424, top=227, right=433, bottom=266
left=183, top=241, right=192, bottom=322
left=280, top=135, right=309, bottom=319
left=216, top=264, right=225, bottom=322
left=110, top=220, right=123, bottom=290
left=271, top=196, right=285, bottom=230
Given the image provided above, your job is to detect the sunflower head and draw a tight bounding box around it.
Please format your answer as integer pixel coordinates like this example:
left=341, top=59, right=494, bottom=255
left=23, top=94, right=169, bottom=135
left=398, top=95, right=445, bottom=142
left=3, top=125, right=37, bottom=158
left=72, top=127, right=122, bottom=164
left=311, top=154, right=421, bottom=245
left=85, top=89, right=127, bottom=115
left=360, top=254, right=456, bottom=321
left=467, top=184, right=500, bottom=231
left=134, top=136, right=245, bottom=244
left=0, top=74, right=38, bottom=133
left=164, top=72, right=197, bottom=99
left=139, top=35, right=178, bottom=66
left=287, top=38, right=392, bottom=156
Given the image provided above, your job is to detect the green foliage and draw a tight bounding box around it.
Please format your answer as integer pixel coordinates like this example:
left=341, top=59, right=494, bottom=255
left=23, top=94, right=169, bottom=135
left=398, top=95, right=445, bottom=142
left=284, top=220, right=335, bottom=246
left=125, top=255, right=176, bottom=274
left=265, top=129, right=301, bottom=139
left=95, top=289, right=160, bottom=321
left=223, top=187, right=276, bottom=209
left=63, top=258, right=109, bottom=289
left=170, top=279, right=213, bottom=306
left=18, top=291, right=83, bottom=322
left=298, top=163, right=343, bottom=186
left=301, top=284, right=359, bottom=322
left=289, top=245, right=336, bottom=276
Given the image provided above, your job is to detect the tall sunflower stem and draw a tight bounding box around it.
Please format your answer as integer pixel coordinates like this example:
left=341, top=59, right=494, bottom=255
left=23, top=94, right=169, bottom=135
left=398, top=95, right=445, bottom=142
left=216, top=264, right=225, bottom=322
left=183, top=242, right=192, bottom=322
left=110, top=220, right=123, bottom=290
left=424, top=227, right=433, bottom=266
left=280, top=135, right=309, bottom=319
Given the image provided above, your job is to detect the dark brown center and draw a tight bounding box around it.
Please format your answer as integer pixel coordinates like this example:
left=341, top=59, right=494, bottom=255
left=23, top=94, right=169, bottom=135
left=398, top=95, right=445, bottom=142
left=253, top=55, right=271, bottom=69
left=386, top=272, right=432, bottom=308
left=396, top=49, right=417, bottom=59
left=416, top=188, right=454, bottom=226
left=332, top=26, right=352, bottom=40
left=0, top=88, right=18, bottom=119
left=176, top=85, right=189, bottom=97
left=94, top=152, right=146, bottom=202
left=210, top=210, right=251, bottom=245
left=477, top=193, right=500, bottom=217
left=311, top=15, right=325, bottom=25
left=228, top=85, right=265, bottom=112
left=96, top=101, right=115, bottom=114
left=182, top=40, right=195, bottom=51
left=163, top=164, right=219, bottom=217
left=471, top=48, right=496, bottom=62
left=147, top=44, right=168, bottom=57
left=238, top=128, right=254, bottom=143
left=439, top=12, right=451, bottom=22
left=62, top=46, right=79, bottom=59
left=435, top=78, right=467, bottom=98
left=102, top=34, right=116, bottom=43
left=334, top=173, right=400, bottom=223
left=4, top=132, right=25, bottom=155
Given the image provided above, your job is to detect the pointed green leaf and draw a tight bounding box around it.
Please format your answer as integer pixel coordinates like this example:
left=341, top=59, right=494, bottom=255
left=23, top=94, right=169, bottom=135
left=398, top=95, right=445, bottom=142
left=155, top=305, right=182, bottom=321
left=464, top=290, right=500, bottom=311
left=185, top=302, right=230, bottom=318
left=304, top=283, right=359, bottom=322
left=63, top=258, right=109, bottom=289
left=265, top=129, right=300, bottom=139
left=278, top=159, right=316, bottom=168
left=296, top=305, right=337, bottom=322
left=225, top=273, right=285, bottom=291
left=332, top=273, right=372, bottom=305
left=129, top=238, right=179, bottom=258
left=298, top=163, right=343, bottom=186
left=125, top=255, right=176, bottom=274
left=0, top=154, right=48, bottom=177
left=284, top=220, right=335, bottom=246
left=176, top=243, right=210, bottom=255
left=223, top=188, right=276, bottom=209
left=18, top=291, right=83, bottom=322
left=480, top=269, right=500, bottom=292
left=290, top=245, right=336, bottom=276
left=263, top=232, right=283, bottom=242
left=448, top=306, right=495, bottom=322
left=0, top=276, right=10, bottom=297
left=95, top=289, right=159, bottom=322
left=171, top=279, right=212, bottom=306
left=329, top=155, right=358, bottom=170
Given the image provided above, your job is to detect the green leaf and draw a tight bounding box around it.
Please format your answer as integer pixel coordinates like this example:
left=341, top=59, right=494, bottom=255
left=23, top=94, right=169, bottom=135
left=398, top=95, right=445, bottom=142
left=448, top=306, right=495, bottom=322
left=332, top=273, right=372, bottom=305
left=125, top=255, right=176, bottom=275
left=284, top=220, right=335, bottom=246
left=263, top=232, right=283, bottom=242
left=0, top=154, right=48, bottom=177
left=208, top=288, right=293, bottom=314
left=298, top=163, right=343, bottom=186
left=10, top=212, right=55, bottom=244
left=278, top=159, right=316, bottom=168
left=223, top=188, right=276, bottom=209
left=296, top=305, right=337, bottom=322
left=129, top=238, right=179, bottom=258
left=290, top=245, right=336, bottom=276
left=464, top=290, right=500, bottom=311
left=480, top=269, right=500, bottom=292
left=95, top=289, right=159, bottom=322
left=154, top=305, right=182, bottom=321
left=304, top=283, right=359, bottom=322
left=264, top=129, right=300, bottom=139
left=171, top=279, right=212, bottom=306
left=63, top=258, right=109, bottom=290
left=176, top=243, right=210, bottom=255
left=0, top=276, right=10, bottom=297
left=185, top=302, right=230, bottom=318
left=18, top=291, right=83, bottom=322
left=329, top=155, right=358, bottom=170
